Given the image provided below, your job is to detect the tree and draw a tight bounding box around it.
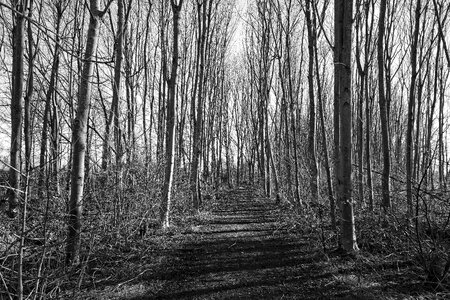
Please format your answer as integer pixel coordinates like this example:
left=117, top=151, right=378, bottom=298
left=378, top=0, right=391, bottom=210
left=304, top=0, right=319, bottom=202
left=24, top=0, right=35, bottom=178
left=355, top=0, right=373, bottom=207
left=432, top=0, right=450, bottom=68
left=190, top=0, right=213, bottom=211
left=102, top=0, right=125, bottom=172
left=314, top=3, right=335, bottom=227
left=335, top=0, right=358, bottom=252
left=160, top=0, right=184, bottom=229
left=39, top=1, right=64, bottom=198
left=7, top=0, right=26, bottom=218
left=66, top=0, right=113, bottom=265
left=406, top=0, right=421, bottom=218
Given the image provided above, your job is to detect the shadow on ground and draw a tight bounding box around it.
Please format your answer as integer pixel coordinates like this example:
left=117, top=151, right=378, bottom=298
left=113, top=188, right=420, bottom=299
left=80, top=187, right=444, bottom=300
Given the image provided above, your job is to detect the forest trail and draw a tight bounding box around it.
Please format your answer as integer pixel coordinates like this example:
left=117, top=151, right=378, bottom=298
left=83, top=186, right=428, bottom=299
left=126, top=186, right=371, bottom=300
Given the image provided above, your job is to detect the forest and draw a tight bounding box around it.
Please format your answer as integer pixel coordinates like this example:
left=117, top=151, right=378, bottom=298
left=0, top=0, right=449, bottom=299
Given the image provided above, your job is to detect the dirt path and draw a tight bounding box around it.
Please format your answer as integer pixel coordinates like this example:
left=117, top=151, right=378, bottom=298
left=82, top=186, right=434, bottom=299
left=128, top=187, right=345, bottom=299
left=79, top=187, right=441, bottom=299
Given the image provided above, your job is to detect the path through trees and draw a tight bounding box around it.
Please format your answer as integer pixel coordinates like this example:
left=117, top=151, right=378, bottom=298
left=76, top=187, right=428, bottom=299
left=0, top=1, right=449, bottom=298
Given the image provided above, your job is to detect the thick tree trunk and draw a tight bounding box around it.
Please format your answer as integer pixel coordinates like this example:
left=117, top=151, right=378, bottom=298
left=335, top=0, right=358, bottom=252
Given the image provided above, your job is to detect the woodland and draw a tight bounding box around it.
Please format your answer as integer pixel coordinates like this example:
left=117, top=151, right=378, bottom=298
left=0, top=0, right=449, bottom=299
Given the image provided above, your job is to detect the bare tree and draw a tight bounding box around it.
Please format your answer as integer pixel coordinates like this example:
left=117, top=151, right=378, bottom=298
left=160, top=0, right=184, bottom=229
left=7, top=0, right=26, bottom=218
left=39, top=1, right=64, bottom=198
left=190, top=0, right=213, bottom=211
left=378, top=0, right=391, bottom=210
left=24, top=0, right=35, bottom=176
left=406, top=0, right=421, bottom=218
left=335, top=0, right=358, bottom=252
left=66, top=0, right=113, bottom=265
left=304, top=0, right=319, bottom=202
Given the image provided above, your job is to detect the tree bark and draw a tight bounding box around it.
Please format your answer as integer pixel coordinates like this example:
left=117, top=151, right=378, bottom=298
left=8, top=0, right=26, bottom=218
left=24, top=0, right=34, bottom=176
left=335, top=0, right=358, bottom=252
left=315, top=40, right=335, bottom=229
left=191, top=0, right=212, bottom=211
left=378, top=0, right=391, bottom=210
left=102, top=0, right=124, bottom=172
left=160, top=0, right=183, bottom=229
left=305, top=0, right=319, bottom=202
left=39, top=2, right=63, bottom=197
left=406, top=0, right=421, bottom=217
left=66, top=0, right=108, bottom=264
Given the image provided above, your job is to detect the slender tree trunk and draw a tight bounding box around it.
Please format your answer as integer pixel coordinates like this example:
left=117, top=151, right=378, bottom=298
left=378, top=0, right=391, bottom=210
left=305, top=0, right=319, bottom=202
left=66, top=0, right=108, bottom=264
left=433, top=0, right=450, bottom=68
left=160, top=0, right=183, bottom=229
left=406, top=0, right=421, bottom=217
left=191, top=0, right=211, bottom=211
left=24, top=0, right=34, bottom=176
left=286, top=22, right=301, bottom=207
left=102, top=0, right=124, bottom=173
left=8, top=0, right=26, bottom=218
left=316, top=43, right=335, bottom=229
left=268, top=137, right=280, bottom=203
left=365, top=75, right=374, bottom=210
left=438, top=66, right=445, bottom=189
left=50, top=83, right=60, bottom=195
left=413, top=78, right=424, bottom=184
left=355, top=3, right=364, bottom=204
left=333, top=6, right=340, bottom=218
left=290, top=99, right=301, bottom=207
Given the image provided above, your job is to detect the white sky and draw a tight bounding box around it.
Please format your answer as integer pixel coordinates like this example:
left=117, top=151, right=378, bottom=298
left=229, top=0, right=248, bottom=55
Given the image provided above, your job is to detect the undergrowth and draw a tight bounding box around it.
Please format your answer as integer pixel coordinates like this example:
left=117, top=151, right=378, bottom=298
left=1, top=167, right=449, bottom=299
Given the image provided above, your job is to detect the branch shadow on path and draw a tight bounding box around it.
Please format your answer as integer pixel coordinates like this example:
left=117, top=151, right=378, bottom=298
left=128, top=187, right=340, bottom=299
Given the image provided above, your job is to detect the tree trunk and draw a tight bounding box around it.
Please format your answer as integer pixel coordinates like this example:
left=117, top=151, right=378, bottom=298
left=406, top=0, right=421, bottom=217
left=8, top=0, right=26, bottom=218
left=305, top=0, right=319, bottom=202
left=24, top=0, right=34, bottom=176
left=160, top=0, right=183, bottom=229
left=102, top=0, right=124, bottom=173
left=191, top=0, right=211, bottom=211
left=316, top=40, right=335, bottom=229
left=378, top=0, right=391, bottom=211
left=335, top=0, right=358, bottom=252
left=365, top=75, right=374, bottom=210
left=66, top=0, right=107, bottom=265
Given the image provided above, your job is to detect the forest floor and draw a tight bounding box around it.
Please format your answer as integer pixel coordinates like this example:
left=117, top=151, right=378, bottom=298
left=79, top=186, right=449, bottom=299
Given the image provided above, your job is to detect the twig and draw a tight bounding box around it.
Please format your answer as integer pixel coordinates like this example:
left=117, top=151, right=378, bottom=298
left=115, top=269, right=153, bottom=289
left=0, top=271, right=13, bottom=300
